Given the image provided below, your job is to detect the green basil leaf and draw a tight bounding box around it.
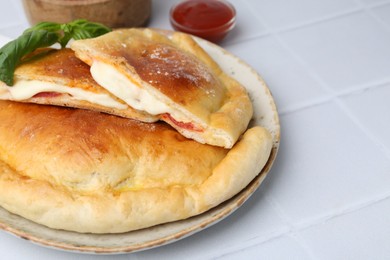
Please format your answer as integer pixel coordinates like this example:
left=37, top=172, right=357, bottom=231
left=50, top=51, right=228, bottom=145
left=58, top=24, right=73, bottom=48
left=0, top=19, right=111, bottom=86
left=0, top=30, right=59, bottom=86
left=67, top=19, right=111, bottom=40
left=24, top=21, right=62, bottom=34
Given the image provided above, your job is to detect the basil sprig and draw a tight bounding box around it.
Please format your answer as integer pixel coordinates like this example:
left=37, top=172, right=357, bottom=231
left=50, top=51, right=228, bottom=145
left=0, top=19, right=111, bottom=86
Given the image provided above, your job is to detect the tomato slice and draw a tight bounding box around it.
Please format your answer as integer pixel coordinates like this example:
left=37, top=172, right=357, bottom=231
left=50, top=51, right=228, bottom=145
left=32, top=92, right=63, bottom=98
left=161, top=113, right=203, bottom=132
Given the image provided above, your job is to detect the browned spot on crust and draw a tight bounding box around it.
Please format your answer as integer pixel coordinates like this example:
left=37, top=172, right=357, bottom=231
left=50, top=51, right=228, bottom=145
left=117, top=43, right=221, bottom=106
left=21, top=49, right=92, bottom=80
left=16, top=48, right=102, bottom=93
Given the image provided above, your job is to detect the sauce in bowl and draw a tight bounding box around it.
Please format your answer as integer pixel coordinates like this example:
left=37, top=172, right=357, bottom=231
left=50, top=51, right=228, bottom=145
left=170, top=0, right=236, bottom=43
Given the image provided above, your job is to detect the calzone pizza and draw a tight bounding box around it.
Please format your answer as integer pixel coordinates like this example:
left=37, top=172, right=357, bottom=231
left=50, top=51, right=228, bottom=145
left=0, top=48, right=157, bottom=122
left=71, top=29, right=253, bottom=148
left=0, top=101, right=272, bottom=233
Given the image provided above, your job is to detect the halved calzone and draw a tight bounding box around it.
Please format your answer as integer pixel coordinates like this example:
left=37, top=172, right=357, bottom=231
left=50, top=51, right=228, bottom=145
left=71, top=29, right=253, bottom=148
left=0, top=48, right=157, bottom=122
left=0, top=101, right=272, bottom=233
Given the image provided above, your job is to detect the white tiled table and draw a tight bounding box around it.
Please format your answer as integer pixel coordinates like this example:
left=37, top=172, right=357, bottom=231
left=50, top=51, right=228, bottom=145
left=1, top=0, right=390, bottom=259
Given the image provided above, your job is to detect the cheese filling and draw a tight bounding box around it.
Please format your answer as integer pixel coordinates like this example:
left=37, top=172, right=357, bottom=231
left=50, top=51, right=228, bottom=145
left=0, top=79, right=127, bottom=109
left=90, top=60, right=193, bottom=123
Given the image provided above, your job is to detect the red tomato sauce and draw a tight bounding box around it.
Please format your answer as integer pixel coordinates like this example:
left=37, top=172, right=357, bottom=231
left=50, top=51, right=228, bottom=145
left=170, top=0, right=236, bottom=42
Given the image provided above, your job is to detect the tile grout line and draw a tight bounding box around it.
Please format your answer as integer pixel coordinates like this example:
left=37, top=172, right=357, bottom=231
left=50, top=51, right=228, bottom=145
left=227, top=1, right=389, bottom=46
left=239, top=0, right=339, bottom=114
left=262, top=194, right=321, bottom=260
left=271, top=0, right=390, bottom=36
left=211, top=191, right=322, bottom=260
left=354, top=0, right=390, bottom=34
left=208, top=191, right=319, bottom=260
left=209, top=229, right=289, bottom=260
left=211, top=190, right=390, bottom=260
left=241, top=0, right=383, bottom=115
left=219, top=2, right=390, bottom=258
left=261, top=194, right=321, bottom=260
left=233, top=0, right=390, bottom=117
left=288, top=191, right=390, bottom=236
left=334, top=97, right=390, bottom=159
left=257, top=2, right=390, bottom=246
left=279, top=79, right=390, bottom=115
left=241, top=0, right=363, bottom=36
left=359, top=0, right=390, bottom=8
left=278, top=96, right=333, bottom=116
left=332, top=77, right=390, bottom=97
left=244, top=1, right=390, bottom=160
left=271, top=8, right=362, bottom=35
left=330, top=0, right=390, bottom=159
left=229, top=7, right=314, bottom=257
left=223, top=31, right=271, bottom=48
left=285, top=191, right=390, bottom=255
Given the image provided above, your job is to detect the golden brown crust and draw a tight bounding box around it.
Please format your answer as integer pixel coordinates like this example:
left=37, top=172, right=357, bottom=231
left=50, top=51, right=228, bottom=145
left=72, top=29, right=225, bottom=116
left=71, top=29, right=253, bottom=148
left=18, top=48, right=98, bottom=88
left=0, top=101, right=272, bottom=233
left=0, top=48, right=157, bottom=122
left=116, top=40, right=225, bottom=109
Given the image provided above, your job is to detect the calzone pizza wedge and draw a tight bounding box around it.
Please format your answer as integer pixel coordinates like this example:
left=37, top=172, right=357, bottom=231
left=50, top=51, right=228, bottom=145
left=0, top=101, right=272, bottom=233
left=0, top=48, right=157, bottom=122
left=71, top=29, right=253, bottom=148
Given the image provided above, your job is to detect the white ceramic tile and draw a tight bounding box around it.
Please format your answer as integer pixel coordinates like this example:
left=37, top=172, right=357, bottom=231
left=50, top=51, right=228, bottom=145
left=221, top=0, right=268, bottom=45
left=371, top=2, right=390, bottom=28
left=148, top=0, right=178, bottom=30
left=135, top=191, right=288, bottom=259
left=280, top=11, right=390, bottom=91
left=215, top=235, right=312, bottom=260
left=342, top=84, right=390, bottom=152
left=299, top=197, right=390, bottom=260
left=359, top=0, right=390, bottom=6
left=244, top=0, right=359, bottom=30
left=263, top=101, right=390, bottom=225
left=226, top=36, right=330, bottom=114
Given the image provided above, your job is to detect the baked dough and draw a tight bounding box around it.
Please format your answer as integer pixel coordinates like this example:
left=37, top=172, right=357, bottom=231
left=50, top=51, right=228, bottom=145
left=0, top=48, right=157, bottom=122
left=71, top=29, right=253, bottom=148
left=0, top=101, right=272, bottom=233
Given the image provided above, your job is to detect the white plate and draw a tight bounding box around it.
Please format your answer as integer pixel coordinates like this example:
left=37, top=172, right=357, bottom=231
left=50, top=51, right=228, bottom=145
left=0, top=36, right=280, bottom=254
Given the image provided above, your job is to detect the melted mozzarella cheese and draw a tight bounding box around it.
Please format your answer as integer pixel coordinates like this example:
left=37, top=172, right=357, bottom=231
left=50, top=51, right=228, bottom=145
left=90, top=61, right=191, bottom=122
left=0, top=80, right=127, bottom=109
